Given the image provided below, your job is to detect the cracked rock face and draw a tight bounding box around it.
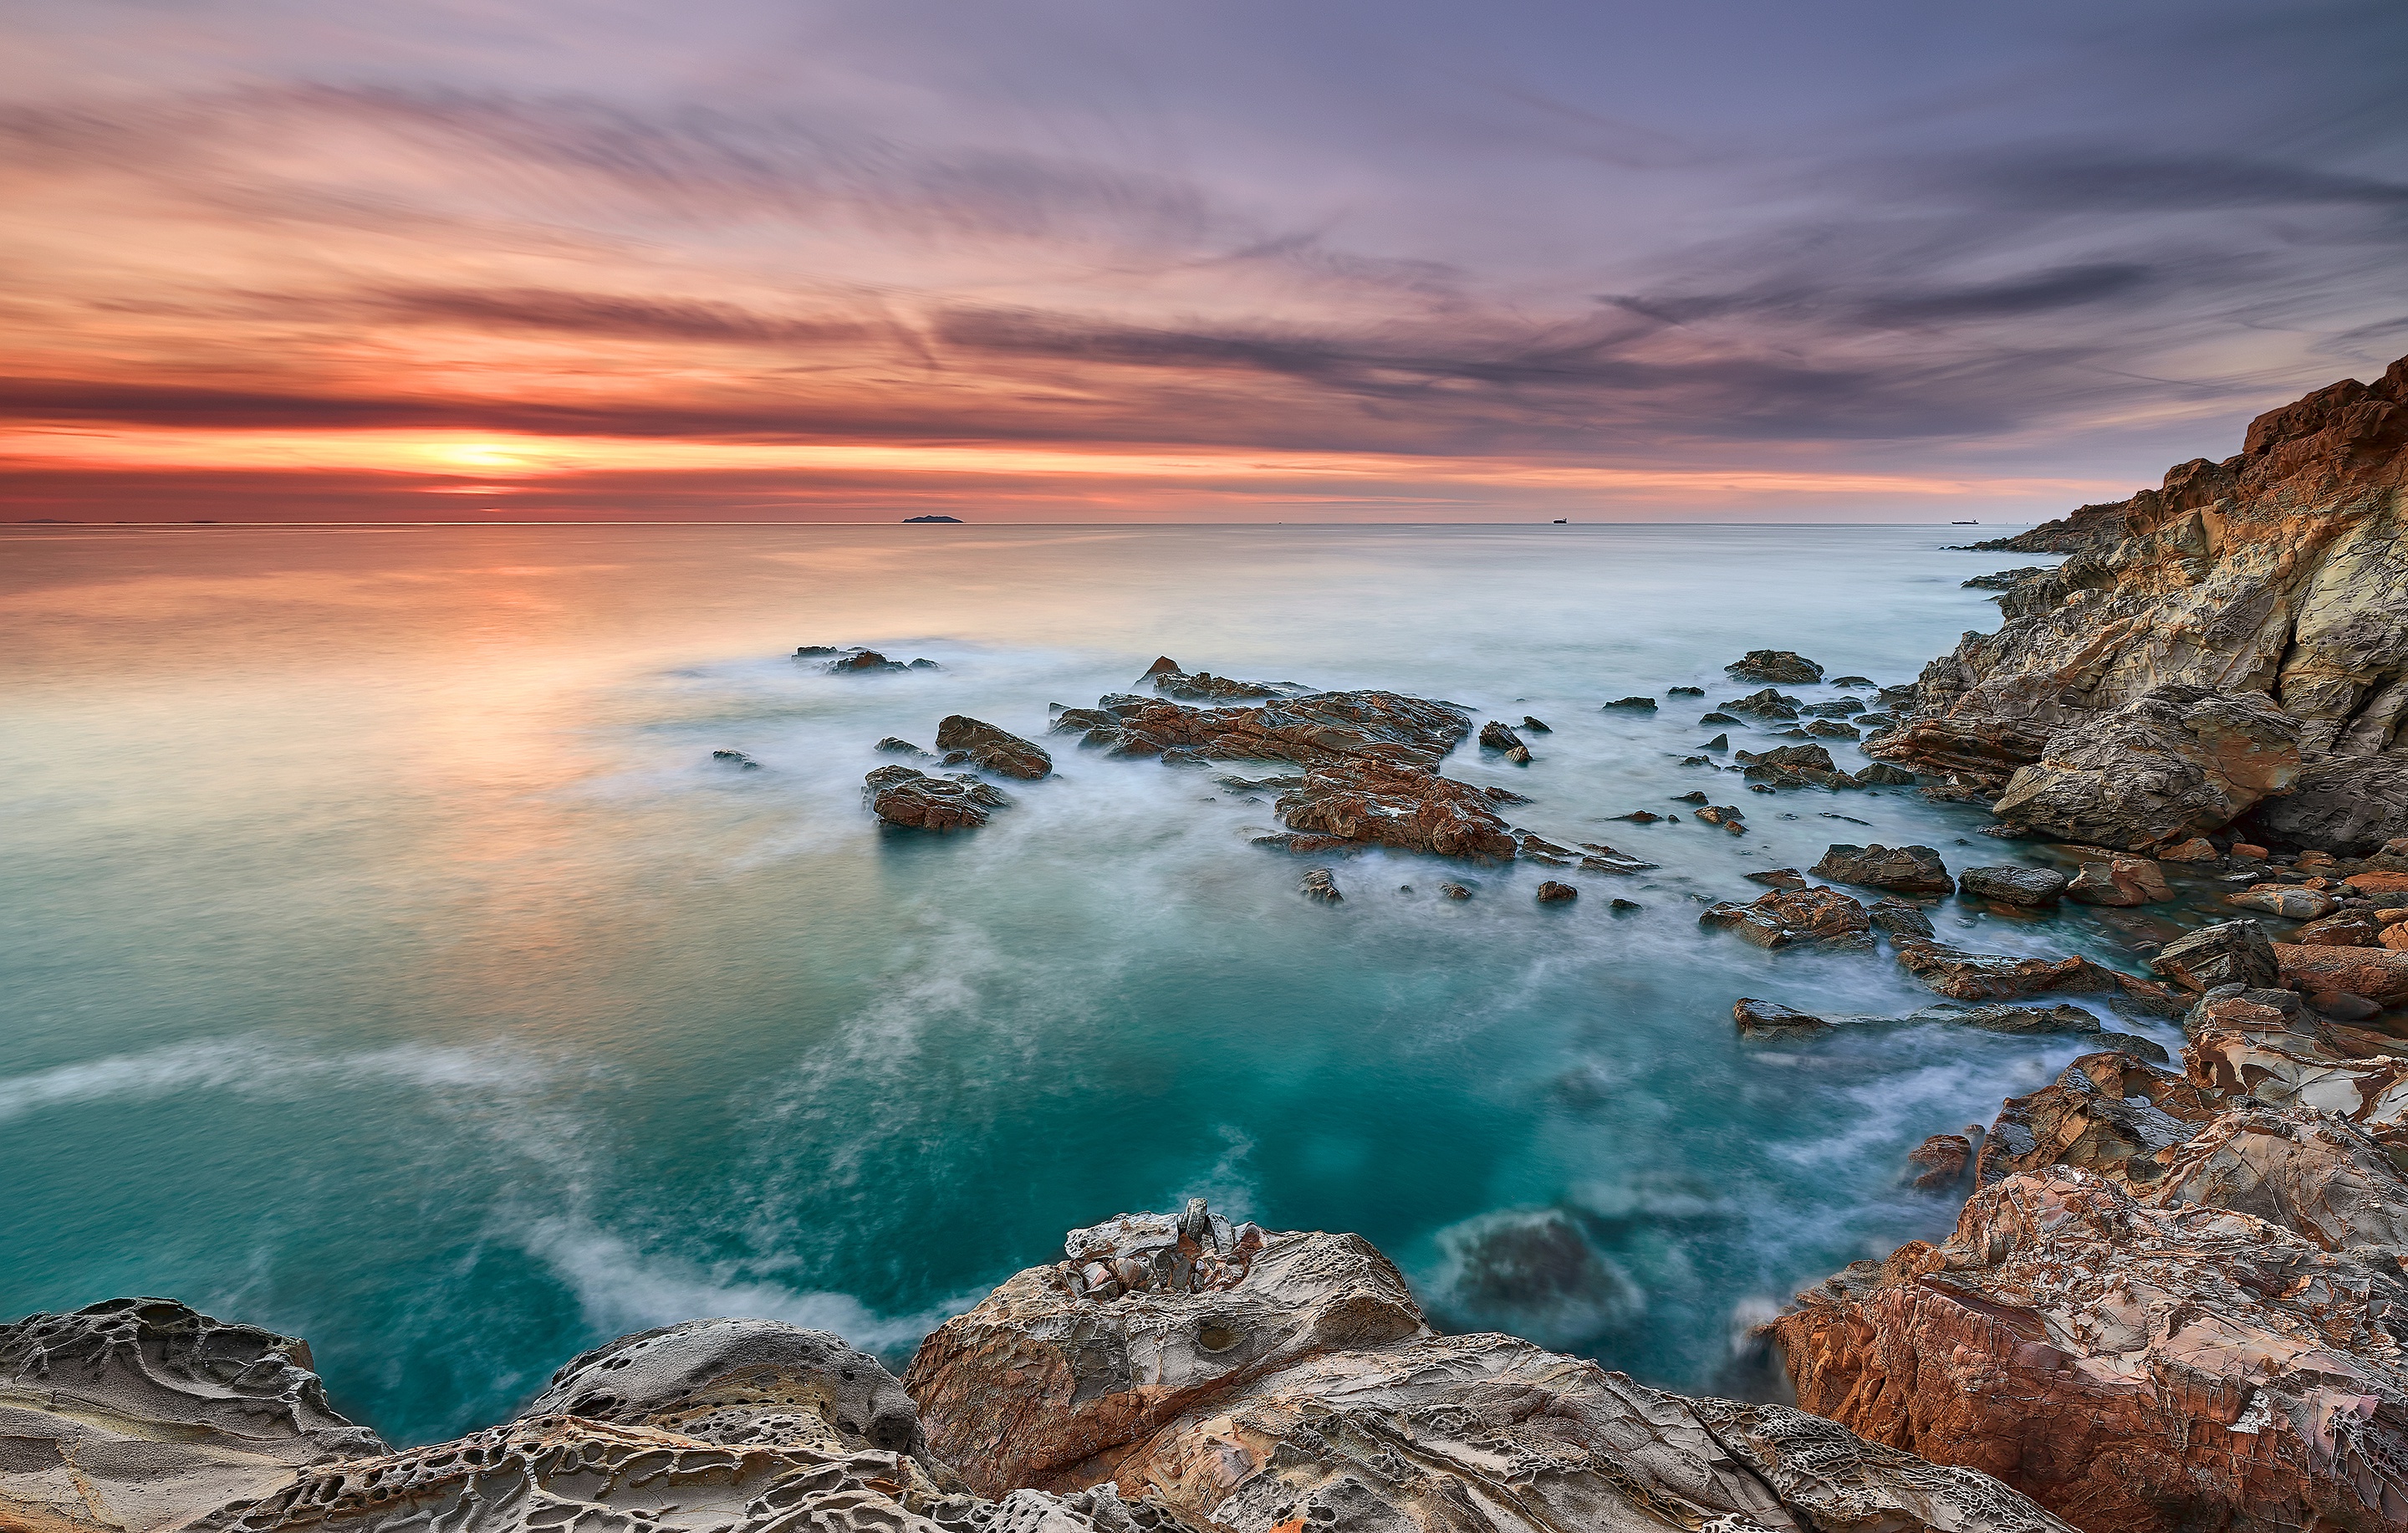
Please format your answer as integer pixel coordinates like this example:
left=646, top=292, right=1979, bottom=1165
left=1051, top=689, right=1471, bottom=774
left=906, top=1209, right=2072, bottom=1533
left=1273, top=759, right=1517, bottom=862
left=1988, top=686, right=2303, bottom=852
left=0, top=1299, right=386, bottom=1533
left=1772, top=1166, right=2408, bottom=1533
left=1700, top=886, right=1874, bottom=949
left=866, top=765, right=1010, bottom=830
left=1810, top=844, right=1955, bottom=896
left=933, top=717, right=1054, bottom=780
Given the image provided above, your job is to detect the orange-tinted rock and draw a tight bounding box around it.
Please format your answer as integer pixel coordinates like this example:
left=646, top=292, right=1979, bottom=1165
left=1975, top=1050, right=2223, bottom=1187
left=1895, top=940, right=2176, bottom=1009
left=2275, top=942, right=2408, bottom=1004
left=1273, top=759, right=1516, bottom=861
left=1771, top=1166, right=2408, bottom=1533
left=1905, top=1133, right=1972, bottom=1192
left=1700, top=886, right=1873, bottom=949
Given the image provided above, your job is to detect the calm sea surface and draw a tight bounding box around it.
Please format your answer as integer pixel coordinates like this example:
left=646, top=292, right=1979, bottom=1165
left=0, top=522, right=2173, bottom=1445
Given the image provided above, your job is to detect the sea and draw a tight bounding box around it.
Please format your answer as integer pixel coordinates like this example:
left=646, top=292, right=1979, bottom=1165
left=0, top=521, right=2191, bottom=1446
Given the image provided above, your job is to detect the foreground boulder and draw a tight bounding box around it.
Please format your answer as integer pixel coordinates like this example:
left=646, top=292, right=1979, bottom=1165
left=0, top=1300, right=386, bottom=1533
left=1987, top=686, right=2303, bottom=852
left=1773, top=1166, right=2408, bottom=1533
left=933, top=715, right=1053, bottom=779
left=906, top=1203, right=2072, bottom=1533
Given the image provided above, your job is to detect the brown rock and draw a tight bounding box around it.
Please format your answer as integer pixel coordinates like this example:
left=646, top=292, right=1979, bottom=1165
left=1811, top=843, right=1956, bottom=895
left=2292, top=908, right=2387, bottom=947
left=1273, top=759, right=1516, bottom=861
left=1868, top=896, right=1937, bottom=939
left=2147, top=917, right=2279, bottom=992
left=2274, top=942, right=2408, bottom=1004
left=1895, top=941, right=2175, bottom=1008
left=1726, top=650, right=1824, bottom=683
left=1905, top=1134, right=1972, bottom=1192
left=1701, top=887, right=1874, bottom=950
left=2064, top=854, right=2173, bottom=907
left=2158, top=836, right=2219, bottom=861
left=1734, top=998, right=1830, bottom=1036
left=1975, top=1051, right=2224, bottom=1187
left=1865, top=716, right=2053, bottom=789
left=1298, top=868, right=1342, bottom=903
left=934, top=715, right=1053, bottom=779
left=1068, top=688, right=1472, bottom=772
left=2226, top=885, right=2340, bottom=920
left=908, top=1209, right=2070, bottom=1533
left=1534, top=880, right=1578, bottom=902
left=865, top=764, right=1008, bottom=830
left=2349, top=870, right=2408, bottom=896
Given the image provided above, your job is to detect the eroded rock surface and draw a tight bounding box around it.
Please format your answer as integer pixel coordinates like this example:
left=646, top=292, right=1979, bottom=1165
left=1700, top=886, right=1874, bottom=949
left=866, top=765, right=1008, bottom=830
left=1274, top=760, right=1517, bottom=861
left=1727, top=650, right=1825, bottom=684
left=934, top=717, right=1054, bottom=780
left=1811, top=844, right=1956, bottom=896
left=907, top=1206, right=2072, bottom=1533
left=1988, top=686, right=2303, bottom=851
left=0, top=1300, right=385, bottom=1533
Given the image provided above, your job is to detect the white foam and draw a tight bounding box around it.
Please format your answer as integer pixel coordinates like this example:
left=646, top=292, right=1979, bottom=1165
left=0, top=1035, right=553, bottom=1124
left=522, top=1216, right=957, bottom=1354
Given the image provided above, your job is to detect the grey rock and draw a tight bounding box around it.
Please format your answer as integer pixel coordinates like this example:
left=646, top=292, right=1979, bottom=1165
left=518, top=1317, right=936, bottom=1466
left=1869, top=896, right=1937, bottom=938
left=2240, top=752, right=2408, bottom=856
left=0, top=1299, right=385, bottom=1533
left=1811, top=843, right=1956, bottom=896
left=1958, top=866, right=2069, bottom=906
left=1989, top=686, right=2304, bottom=851
left=2149, top=918, right=2281, bottom=993
left=1726, top=650, right=1825, bottom=684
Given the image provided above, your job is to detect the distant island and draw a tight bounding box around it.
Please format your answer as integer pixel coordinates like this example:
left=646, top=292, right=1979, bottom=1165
left=902, top=515, right=963, bottom=523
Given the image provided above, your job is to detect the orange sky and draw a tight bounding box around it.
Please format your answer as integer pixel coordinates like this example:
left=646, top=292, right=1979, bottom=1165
left=5, top=2, right=2404, bottom=522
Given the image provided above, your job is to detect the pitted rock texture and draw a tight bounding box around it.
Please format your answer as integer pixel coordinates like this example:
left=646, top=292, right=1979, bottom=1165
left=1273, top=759, right=1517, bottom=861
left=865, top=765, right=1008, bottom=830
left=1772, top=1166, right=2408, bottom=1533
left=908, top=1210, right=2071, bottom=1533
left=933, top=717, right=1053, bottom=780
left=516, top=1317, right=941, bottom=1469
left=0, top=1299, right=385, bottom=1533
left=190, top=1418, right=968, bottom=1533
left=1987, top=686, right=2303, bottom=852
left=1887, top=356, right=2408, bottom=845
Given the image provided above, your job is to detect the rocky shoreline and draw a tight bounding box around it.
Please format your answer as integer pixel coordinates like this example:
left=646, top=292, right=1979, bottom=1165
left=18, top=358, right=2406, bottom=1533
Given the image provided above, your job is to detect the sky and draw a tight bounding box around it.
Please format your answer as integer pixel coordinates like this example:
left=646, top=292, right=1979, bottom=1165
left=3, top=0, right=2405, bottom=523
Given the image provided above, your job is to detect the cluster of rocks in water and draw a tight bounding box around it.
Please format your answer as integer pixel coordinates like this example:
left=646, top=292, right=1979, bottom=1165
left=3, top=1203, right=2086, bottom=1533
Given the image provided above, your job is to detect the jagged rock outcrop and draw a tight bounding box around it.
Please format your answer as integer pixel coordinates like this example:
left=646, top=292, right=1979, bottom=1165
left=804, top=646, right=943, bottom=673
left=1727, top=650, right=1825, bottom=684
left=1987, top=686, right=2303, bottom=852
left=1140, top=657, right=1299, bottom=703
left=865, top=765, right=1008, bottom=830
left=1773, top=1167, right=2408, bottom=1533
left=934, top=717, right=1053, bottom=780
left=0, top=1300, right=387, bottom=1533
left=1272, top=760, right=1518, bottom=861
left=907, top=1206, right=2074, bottom=1533
left=2147, top=917, right=2281, bottom=992
left=1893, top=941, right=2176, bottom=1010
left=1052, top=687, right=1471, bottom=774
left=1884, top=356, right=2408, bottom=848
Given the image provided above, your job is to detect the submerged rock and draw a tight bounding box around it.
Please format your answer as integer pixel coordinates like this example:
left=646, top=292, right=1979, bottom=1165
left=1298, top=867, right=1343, bottom=903
left=1905, top=1134, right=1972, bottom=1192
left=1733, top=998, right=1830, bottom=1036
left=711, top=749, right=763, bottom=769
left=1534, top=880, right=1578, bottom=902
left=1602, top=696, right=1657, bottom=710
left=815, top=646, right=943, bottom=673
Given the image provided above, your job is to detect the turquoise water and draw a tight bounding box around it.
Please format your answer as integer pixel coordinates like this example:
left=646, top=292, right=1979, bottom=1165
left=0, top=523, right=2181, bottom=1446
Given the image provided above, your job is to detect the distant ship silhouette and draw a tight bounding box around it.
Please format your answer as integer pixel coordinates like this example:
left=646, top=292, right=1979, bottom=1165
left=1951, top=519, right=1979, bottom=524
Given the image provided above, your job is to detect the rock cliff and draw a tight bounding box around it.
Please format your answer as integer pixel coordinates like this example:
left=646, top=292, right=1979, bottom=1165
left=1876, top=355, right=2408, bottom=851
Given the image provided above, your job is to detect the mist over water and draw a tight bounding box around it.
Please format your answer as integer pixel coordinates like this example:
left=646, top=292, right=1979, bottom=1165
left=0, top=522, right=2172, bottom=1446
